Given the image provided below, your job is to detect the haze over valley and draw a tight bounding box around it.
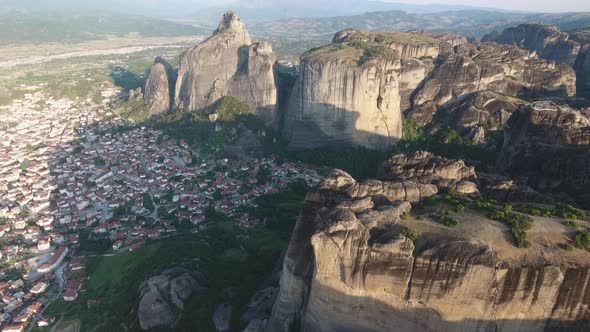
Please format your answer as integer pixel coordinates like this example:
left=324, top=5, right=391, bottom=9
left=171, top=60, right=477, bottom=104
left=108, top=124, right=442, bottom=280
left=0, top=1, right=589, bottom=332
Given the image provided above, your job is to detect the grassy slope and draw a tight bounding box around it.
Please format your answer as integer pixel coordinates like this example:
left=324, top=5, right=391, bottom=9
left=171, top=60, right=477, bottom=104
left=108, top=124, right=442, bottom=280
left=45, top=184, right=307, bottom=332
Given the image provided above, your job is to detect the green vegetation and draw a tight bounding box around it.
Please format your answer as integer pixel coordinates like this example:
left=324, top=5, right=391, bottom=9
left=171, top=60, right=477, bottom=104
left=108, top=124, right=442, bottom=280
left=115, top=97, right=151, bottom=123
left=400, top=228, right=418, bottom=242
left=149, top=96, right=281, bottom=155
left=572, top=231, right=590, bottom=251
left=513, top=203, right=590, bottom=220
left=93, top=156, right=106, bottom=166
left=435, top=209, right=459, bottom=228
left=349, top=41, right=394, bottom=64
left=142, top=193, right=155, bottom=213
left=564, top=220, right=580, bottom=230
left=46, top=181, right=308, bottom=331
left=289, top=147, right=388, bottom=179
left=505, top=214, right=534, bottom=248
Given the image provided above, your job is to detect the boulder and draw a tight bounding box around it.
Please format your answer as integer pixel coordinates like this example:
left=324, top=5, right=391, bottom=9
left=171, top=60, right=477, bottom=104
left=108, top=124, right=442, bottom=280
left=379, top=151, right=478, bottom=194
left=138, top=269, right=204, bottom=330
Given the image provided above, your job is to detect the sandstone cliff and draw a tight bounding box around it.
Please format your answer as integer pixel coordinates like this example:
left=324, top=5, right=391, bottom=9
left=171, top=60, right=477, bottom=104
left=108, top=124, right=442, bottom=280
left=409, top=43, right=576, bottom=124
left=484, top=24, right=590, bottom=99
left=284, top=30, right=468, bottom=150
left=144, top=56, right=176, bottom=115
left=498, top=101, right=590, bottom=208
left=284, top=42, right=403, bottom=150
left=174, top=12, right=277, bottom=124
left=482, top=24, right=581, bottom=66
left=266, top=163, right=590, bottom=332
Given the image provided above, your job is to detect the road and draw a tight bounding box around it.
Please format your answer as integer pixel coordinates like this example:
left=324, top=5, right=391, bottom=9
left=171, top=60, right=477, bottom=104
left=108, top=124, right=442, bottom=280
left=0, top=45, right=188, bottom=69
left=25, top=263, right=67, bottom=332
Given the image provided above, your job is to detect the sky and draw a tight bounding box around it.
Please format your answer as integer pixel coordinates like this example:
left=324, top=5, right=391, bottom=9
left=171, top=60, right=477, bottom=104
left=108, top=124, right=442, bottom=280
left=388, top=0, right=590, bottom=12
left=2, top=0, right=589, bottom=15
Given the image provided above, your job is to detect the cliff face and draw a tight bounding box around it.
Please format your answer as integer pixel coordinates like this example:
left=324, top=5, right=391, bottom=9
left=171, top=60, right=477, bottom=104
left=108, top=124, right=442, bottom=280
left=410, top=43, right=576, bottom=123
left=144, top=57, right=176, bottom=115
left=482, top=24, right=581, bottom=67
left=284, top=30, right=468, bottom=150
left=484, top=24, right=590, bottom=99
left=267, top=159, right=590, bottom=332
left=284, top=45, right=403, bottom=150
left=174, top=12, right=277, bottom=124
left=498, top=101, right=590, bottom=207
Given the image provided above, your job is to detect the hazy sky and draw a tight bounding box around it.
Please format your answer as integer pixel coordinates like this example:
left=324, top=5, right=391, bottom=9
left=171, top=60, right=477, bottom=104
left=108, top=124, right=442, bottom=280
left=120, top=0, right=590, bottom=13
left=388, top=0, right=590, bottom=12
left=3, top=0, right=589, bottom=14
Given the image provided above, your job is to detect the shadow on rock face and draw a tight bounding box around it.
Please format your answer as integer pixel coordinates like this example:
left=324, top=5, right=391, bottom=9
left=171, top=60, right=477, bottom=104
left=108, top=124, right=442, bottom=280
left=283, top=103, right=399, bottom=151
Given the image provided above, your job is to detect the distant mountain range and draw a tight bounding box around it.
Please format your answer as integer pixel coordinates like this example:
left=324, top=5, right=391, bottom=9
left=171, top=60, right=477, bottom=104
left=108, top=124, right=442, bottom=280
left=249, top=10, right=590, bottom=40
left=184, top=0, right=516, bottom=25
left=0, top=0, right=521, bottom=23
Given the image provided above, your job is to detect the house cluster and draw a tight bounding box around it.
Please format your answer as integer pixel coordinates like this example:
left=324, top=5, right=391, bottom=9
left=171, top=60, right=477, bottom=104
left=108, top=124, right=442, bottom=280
left=0, top=86, right=323, bottom=331
left=0, top=276, right=55, bottom=332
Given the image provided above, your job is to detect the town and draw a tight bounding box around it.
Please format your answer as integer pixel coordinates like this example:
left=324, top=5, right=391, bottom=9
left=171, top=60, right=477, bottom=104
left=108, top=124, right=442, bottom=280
left=0, top=89, right=321, bottom=332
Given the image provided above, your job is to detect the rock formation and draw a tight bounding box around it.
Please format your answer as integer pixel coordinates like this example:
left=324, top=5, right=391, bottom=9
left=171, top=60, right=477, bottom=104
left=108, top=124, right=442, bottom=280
left=498, top=100, right=590, bottom=208
left=482, top=24, right=581, bottom=66
left=144, top=56, right=176, bottom=115
left=174, top=12, right=277, bottom=124
left=284, top=41, right=403, bottom=150
left=380, top=151, right=478, bottom=194
left=484, top=24, right=590, bottom=99
left=409, top=43, right=576, bottom=123
left=283, top=27, right=579, bottom=149
left=266, top=164, right=590, bottom=332
left=284, top=30, right=467, bottom=150
left=138, top=268, right=204, bottom=330
left=411, top=91, right=523, bottom=127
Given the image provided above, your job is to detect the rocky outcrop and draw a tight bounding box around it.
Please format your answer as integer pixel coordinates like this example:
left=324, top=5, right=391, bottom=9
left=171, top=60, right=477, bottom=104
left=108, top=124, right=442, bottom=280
left=484, top=24, right=590, bottom=99
left=415, top=90, right=523, bottom=127
left=498, top=100, right=590, bottom=207
left=312, top=169, right=438, bottom=204
left=409, top=43, right=576, bottom=124
left=332, top=29, right=466, bottom=60
left=266, top=168, right=590, bottom=332
left=380, top=151, right=478, bottom=194
left=284, top=30, right=468, bottom=150
left=144, top=56, right=176, bottom=115
left=477, top=172, right=555, bottom=204
left=482, top=24, right=581, bottom=66
left=138, top=268, right=204, bottom=330
left=284, top=44, right=402, bottom=150
left=174, top=12, right=277, bottom=124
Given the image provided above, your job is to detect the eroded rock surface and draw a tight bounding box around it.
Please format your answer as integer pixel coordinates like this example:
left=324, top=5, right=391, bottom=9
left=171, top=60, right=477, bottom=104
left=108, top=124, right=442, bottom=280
left=174, top=12, right=277, bottom=124
left=482, top=24, right=581, bottom=66
left=498, top=101, right=590, bottom=208
left=266, top=168, right=590, bottom=332
left=484, top=24, right=590, bottom=99
left=144, top=56, right=176, bottom=115
left=284, top=30, right=467, bottom=150
left=380, top=151, right=478, bottom=194
left=138, top=268, right=204, bottom=330
left=409, top=43, right=576, bottom=124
